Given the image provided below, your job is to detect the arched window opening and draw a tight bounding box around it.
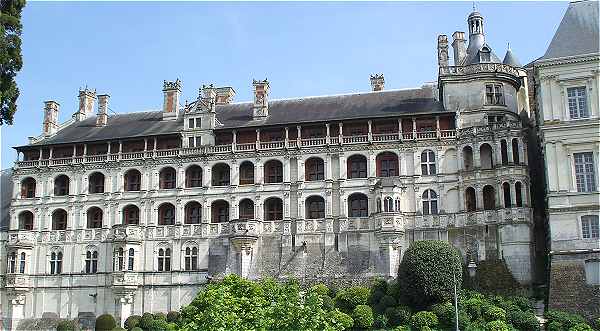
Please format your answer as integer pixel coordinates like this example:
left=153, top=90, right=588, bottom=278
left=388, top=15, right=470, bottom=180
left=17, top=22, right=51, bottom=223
left=264, top=198, right=283, bottom=221
left=422, top=190, right=438, bottom=215
left=54, top=175, right=70, bottom=196
left=212, top=163, right=230, bottom=186
left=515, top=182, right=523, bottom=207
left=395, top=198, right=401, bottom=212
left=377, top=152, right=398, bottom=177
left=376, top=198, right=382, bottom=213
left=52, top=209, right=68, bottom=230
left=159, top=167, right=177, bottom=189
left=19, top=252, right=26, bottom=274
left=124, top=169, right=142, bottom=191
left=8, top=252, right=16, bottom=273
left=123, top=205, right=140, bottom=225
left=184, top=247, right=198, bottom=271
left=88, top=172, right=105, bottom=194
left=128, top=248, right=135, bottom=271
left=348, top=193, right=368, bottom=217
left=421, top=150, right=436, bottom=175
left=500, top=140, right=509, bottom=165
left=158, top=248, right=171, bottom=272
left=465, top=187, right=477, bottom=212
left=306, top=196, right=325, bottom=219
left=115, top=247, right=124, bottom=271
left=239, top=161, right=255, bottom=185
left=384, top=196, right=394, bottom=212
left=305, top=158, right=325, bottom=181
left=158, top=203, right=175, bottom=225
left=503, top=182, right=512, bottom=208
left=85, top=250, right=98, bottom=274
left=185, top=201, right=202, bottom=224
left=87, top=207, right=103, bottom=228
left=264, top=160, right=283, bottom=183
left=463, top=146, right=474, bottom=171
left=185, top=165, right=203, bottom=187
left=512, top=139, right=520, bottom=164
left=483, top=185, right=496, bottom=210
left=21, top=177, right=36, bottom=198
left=18, top=211, right=34, bottom=230
left=211, top=200, right=229, bottom=223
left=239, top=199, right=255, bottom=220
left=480, top=143, right=494, bottom=169
left=50, top=251, right=63, bottom=275
left=347, top=155, right=367, bottom=179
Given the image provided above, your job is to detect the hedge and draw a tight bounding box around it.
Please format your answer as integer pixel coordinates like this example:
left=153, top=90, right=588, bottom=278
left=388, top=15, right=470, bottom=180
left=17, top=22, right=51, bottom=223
left=95, top=314, right=117, bottom=331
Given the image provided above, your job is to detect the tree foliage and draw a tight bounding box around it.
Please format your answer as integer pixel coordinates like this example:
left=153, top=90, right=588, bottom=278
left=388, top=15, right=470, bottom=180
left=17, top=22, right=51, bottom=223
left=397, top=240, right=463, bottom=308
left=0, top=0, right=25, bottom=125
left=179, top=274, right=351, bottom=331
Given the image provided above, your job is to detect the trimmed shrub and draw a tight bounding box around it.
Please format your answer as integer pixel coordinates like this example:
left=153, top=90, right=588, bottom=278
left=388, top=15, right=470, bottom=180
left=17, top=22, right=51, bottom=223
left=111, top=328, right=126, bottom=331
left=507, top=309, right=539, bottom=331
left=56, top=319, right=78, bottom=331
left=393, top=326, right=411, bottom=331
left=397, top=241, right=462, bottom=308
left=131, top=328, right=143, bottom=331
left=322, top=295, right=335, bottom=311
left=546, top=310, right=587, bottom=329
left=334, top=286, right=370, bottom=313
left=547, top=321, right=565, bottom=331
left=148, top=319, right=169, bottom=331
left=138, top=313, right=155, bottom=330
left=153, top=312, right=167, bottom=322
left=386, top=280, right=401, bottom=298
left=370, top=289, right=386, bottom=307
left=352, top=305, right=374, bottom=329
left=373, top=314, right=389, bottom=329
left=385, top=306, right=411, bottom=327
left=124, top=315, right=142, bottom=330
left=410, top=311, right=439, bottom=330
left=328, top=309, right=354, bottom=331
left=484, top=320, right=510, bottom=331
left=462, top=297, right=484, bottom=321
left=379, top=295, right=397, bottom=310
left=310, top=283, right=330, bottom=297
left=483, top=306, right=506, bottom=322
left=432, top=302, right=471, bottom=329
left=166, top=311, right=180, bottom=323
left=95, top=314, right=117, bottom=331
left=568, top=323, right=594, bottom=331
left=509, top=296, right=532, bottom=312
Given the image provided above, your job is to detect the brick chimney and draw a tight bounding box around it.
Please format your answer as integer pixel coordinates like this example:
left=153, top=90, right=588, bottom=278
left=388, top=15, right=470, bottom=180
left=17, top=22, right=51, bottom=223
left=215, top=87, right=236, bottom=105
left=197, top=84, right=217, bottom=112
left=437, top=35, right=449, bottom=67
left=96, top=94, right=109, bottom=126
left=370, top=74, right=385, bottom=91
left=253, top=79, right=270, bottom=118
left=452, top=31, right=467, bottom=66
left=163, top=79, right=181, bottom=120
left=43, top=100, right=60, bottom=136
left=75, top=87, right=96, bottom=121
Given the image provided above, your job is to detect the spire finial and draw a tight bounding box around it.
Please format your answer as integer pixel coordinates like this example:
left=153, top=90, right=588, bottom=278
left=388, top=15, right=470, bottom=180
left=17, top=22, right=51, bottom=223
left=507, top=42, right=511, bottom=50
left=472, top=2, right=476, bottom=11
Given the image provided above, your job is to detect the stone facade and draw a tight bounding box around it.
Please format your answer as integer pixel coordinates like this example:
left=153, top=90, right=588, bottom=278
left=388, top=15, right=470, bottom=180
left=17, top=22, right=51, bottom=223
left=1, top=10, right=536, bottom=329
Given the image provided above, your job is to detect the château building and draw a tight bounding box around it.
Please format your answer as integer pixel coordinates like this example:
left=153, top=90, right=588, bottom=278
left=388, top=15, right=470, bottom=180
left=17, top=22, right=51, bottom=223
left=2, top=9, right=535, bottom=328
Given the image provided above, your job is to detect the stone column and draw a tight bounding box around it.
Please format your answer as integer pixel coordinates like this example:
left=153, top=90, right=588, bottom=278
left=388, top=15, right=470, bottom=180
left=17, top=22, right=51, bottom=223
left=368, top=152, right=377, bottom=178
left=115, top=292, right=134, bottom=328
left=255, top=159, right=264, bottom=185
left=230, top=160, right=239, bottom=186
left=8, top=292, right=26, bottom=331
left=339, top=154, right=347, bottom=180
left=325, top=154, right=332, bottom=181
left=283, top=156, right=291, bottom=183
left=507, top=137, right=514, bottom=164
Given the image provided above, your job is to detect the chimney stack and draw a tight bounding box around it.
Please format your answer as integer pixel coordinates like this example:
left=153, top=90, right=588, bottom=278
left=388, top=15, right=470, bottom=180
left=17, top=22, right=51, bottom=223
left=76, top=87, right=96, bottom=121
left=452, top=31, right=467, bottom=66
left=215, top=87, right=236, bottom=105
left=370, top=74, right=385, bottom=91
left=43, top=101, right=60, bottom=136
left=163, top=79, right=181, bottom=120
left=437, top=35, right=449, bottom=67
left=253, top=79, right=270, bottom=118
left=96, top=94, right=110, bottom=126
left=198, top=84, right=217, bottom=112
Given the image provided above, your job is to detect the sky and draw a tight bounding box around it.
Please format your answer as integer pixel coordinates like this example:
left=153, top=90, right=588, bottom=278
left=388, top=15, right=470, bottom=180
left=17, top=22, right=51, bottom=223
left=1, top=1, right=568, bottom=169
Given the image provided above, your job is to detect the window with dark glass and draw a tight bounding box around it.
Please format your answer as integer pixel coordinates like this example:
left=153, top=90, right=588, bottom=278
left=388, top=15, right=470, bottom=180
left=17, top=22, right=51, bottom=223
left=185, top=201, right=202, bottom=224
left=421, top=150, right=436, bottom=175
left=128, top=248, right=135, bottom=271
left=211, top=200, right=229, bottom=223
left=19, top=252, right=26, bottom=274
left=515, top=182, right=523, bottom=207
left=306, top=196, right=325, bottom=219
left=87, top=207, right=103, bottom=228
left=264, top=198, right=283, bottom=221
left=485, top=84, right=504, bottom=105
left=567, top=86, right=589, bottom=119
left=512, top=139, right=520, bottom=165
left=85, top=250, right=98, bottom=274
left=54, top=175, right=70, bottom=196
left=264, top=160, right=283, bottom=183
left=575, top=152, right=596, bottom=192
left=466, top=187, right=477, bottom=212
left=239, top=199, right=255, bottom=220
left=158, top=203, right=175, bottom=225
left=503, top=182, right=512, bottom=208
left=348, top=155, right=367, bottom=179
left=483, top=185, right=496, bottom=210
left=158, top=248, right=171, bottom=272
left=159, top=167, right=177, bottom=189
left=184, top=247, right=198, bottom=271
left=500, top=140, right=509, bottom=165
left=186, top=165, right=203, bottom=187
left=348, top=193, right=368, bottom=217
left=239, top=161, right=255, bottom=185
left=377, top=152, right=398, bottom=177
left=8, top=252, right=16, bottom=273
left=305, top=158, right=324, bottom=181
left=52, top=209, right=67, bottom=230
left=422, top=190, right=438, bottom=215
left=115, top=247, right=124, bottom=271
left=89, top=172, right=105, bottom=194
left=18, top=211, right=34, bottom=230
left=50, top=251, right=62, bottom=275
left=123, top=205, right=140, bottom=225
left=21, top=177, right=36, bottom=198
left=124, top=169, right=142, bottom=191
left=212, top=163, right=230, bottom=186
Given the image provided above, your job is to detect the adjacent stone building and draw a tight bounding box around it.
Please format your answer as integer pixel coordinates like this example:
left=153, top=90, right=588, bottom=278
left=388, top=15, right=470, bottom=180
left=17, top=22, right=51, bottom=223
left=529, top=0, right=600, bottom=320
left=1, top=10, right=535, bottom=328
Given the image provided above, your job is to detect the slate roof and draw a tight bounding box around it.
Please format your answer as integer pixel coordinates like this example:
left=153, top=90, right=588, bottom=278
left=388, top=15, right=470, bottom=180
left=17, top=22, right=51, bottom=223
left=1, top=169, right=13, bottom=231
left=503, top=48, right=522, bottom=67
left=21, top=86, right=444, bottom=148
left=539, top=0, right=599, bottom=61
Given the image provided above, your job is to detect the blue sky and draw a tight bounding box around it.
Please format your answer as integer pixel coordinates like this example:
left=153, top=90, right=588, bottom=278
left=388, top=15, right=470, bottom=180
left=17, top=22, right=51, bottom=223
left=1, top=1, right=567, bottom=169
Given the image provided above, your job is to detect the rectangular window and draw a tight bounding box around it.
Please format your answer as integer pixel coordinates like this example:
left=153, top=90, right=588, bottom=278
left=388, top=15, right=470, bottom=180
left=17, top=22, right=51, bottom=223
left=574, top=152, right=596, bottom=192
left=567, top=87, right=589, bottom=119
left=582, top=215, right=599, bottom=239
left=188, top=137, right=195, bottom=147
left=188, top=118, right=195, bottom=129
left=485, top=84, right=504, bottom=105
left=196, top=137, right=202, bottom=146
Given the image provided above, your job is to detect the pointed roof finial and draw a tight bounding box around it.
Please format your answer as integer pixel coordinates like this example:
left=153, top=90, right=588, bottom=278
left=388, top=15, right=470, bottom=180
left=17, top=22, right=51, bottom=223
left=473, top=1, right=476, bottom=11
left=507, top=42, right=511, bottom=50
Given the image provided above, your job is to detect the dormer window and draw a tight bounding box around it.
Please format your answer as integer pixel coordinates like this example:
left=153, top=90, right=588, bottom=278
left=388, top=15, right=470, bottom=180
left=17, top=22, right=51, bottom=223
left=479, top=46, right=491, bottom=62
left=485, top=84, right=504, bottom=105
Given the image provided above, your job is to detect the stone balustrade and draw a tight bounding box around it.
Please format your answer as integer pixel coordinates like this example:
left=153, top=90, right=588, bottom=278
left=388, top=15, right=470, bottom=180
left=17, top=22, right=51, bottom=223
left=111, top=271, right=141, bottom=289
left=5, top=274, right=32, bottom=289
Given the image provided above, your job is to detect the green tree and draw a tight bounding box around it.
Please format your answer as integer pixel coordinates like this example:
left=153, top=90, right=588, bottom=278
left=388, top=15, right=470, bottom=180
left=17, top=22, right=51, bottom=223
left=0, top=0, right=25, bottom=125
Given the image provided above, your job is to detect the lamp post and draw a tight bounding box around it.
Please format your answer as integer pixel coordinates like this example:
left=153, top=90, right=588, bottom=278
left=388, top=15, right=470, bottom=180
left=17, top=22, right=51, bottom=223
left=453, top=234, right=479, bottom=331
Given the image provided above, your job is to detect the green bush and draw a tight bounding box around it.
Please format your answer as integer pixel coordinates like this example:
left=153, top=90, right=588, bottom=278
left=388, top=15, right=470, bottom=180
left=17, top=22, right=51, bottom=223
left=166, top=311, right=180, bottom=323
left=483, top=306, right=506, bottom=322
left=509, top=296, right=532, bottom=312
left=386, top=280, right=401, bottom=299
left=462, top=297, right=484, bottom=321
left=322, top=295, right=335, bottom=311
left=392, top=326, right=411, bottom=331
left=410, top=311, right=439, bottom=330
left=153, top=312, right=167, bottom=322
left=547, top=321, right=565, bottom=331
left=56, top=319, right=78, bottom=331
left=124, top=315, right=142, bottom=330
left=546, top=310, right=588, bottom=329
left=568, top=323, right=594, bottom=331
left=352, top=305, right=374, bottom=329
left=431, top=302, right=471, bottom=329
left=310, top=283, right=330, bottom=297
left=148, top=319, right=169, bottom=331
left=507, top=309, right=539, bottom=331
left=138, top=313, right=155, bottom=330
left=484, top=320, right=510, bottom=331
left=379, top=295, right=397, bottom=309
left=111, top=328, right=126, bottom=331
left=385, top=306, right=411, bottom=327
left=328, top=309, right=354, bottom=331
left=472, top=260, right=522, bottom=296
left=95, top=314, right=117, bottom=331
left=130, top=328, right=143, bottom=331
left=370, top=289, right=386, bottom=307
left=373, top=314, right=389, bottom=329
left=397, top=241, right=462, bottom=308
left=334, top=286, right=371, bottom=313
